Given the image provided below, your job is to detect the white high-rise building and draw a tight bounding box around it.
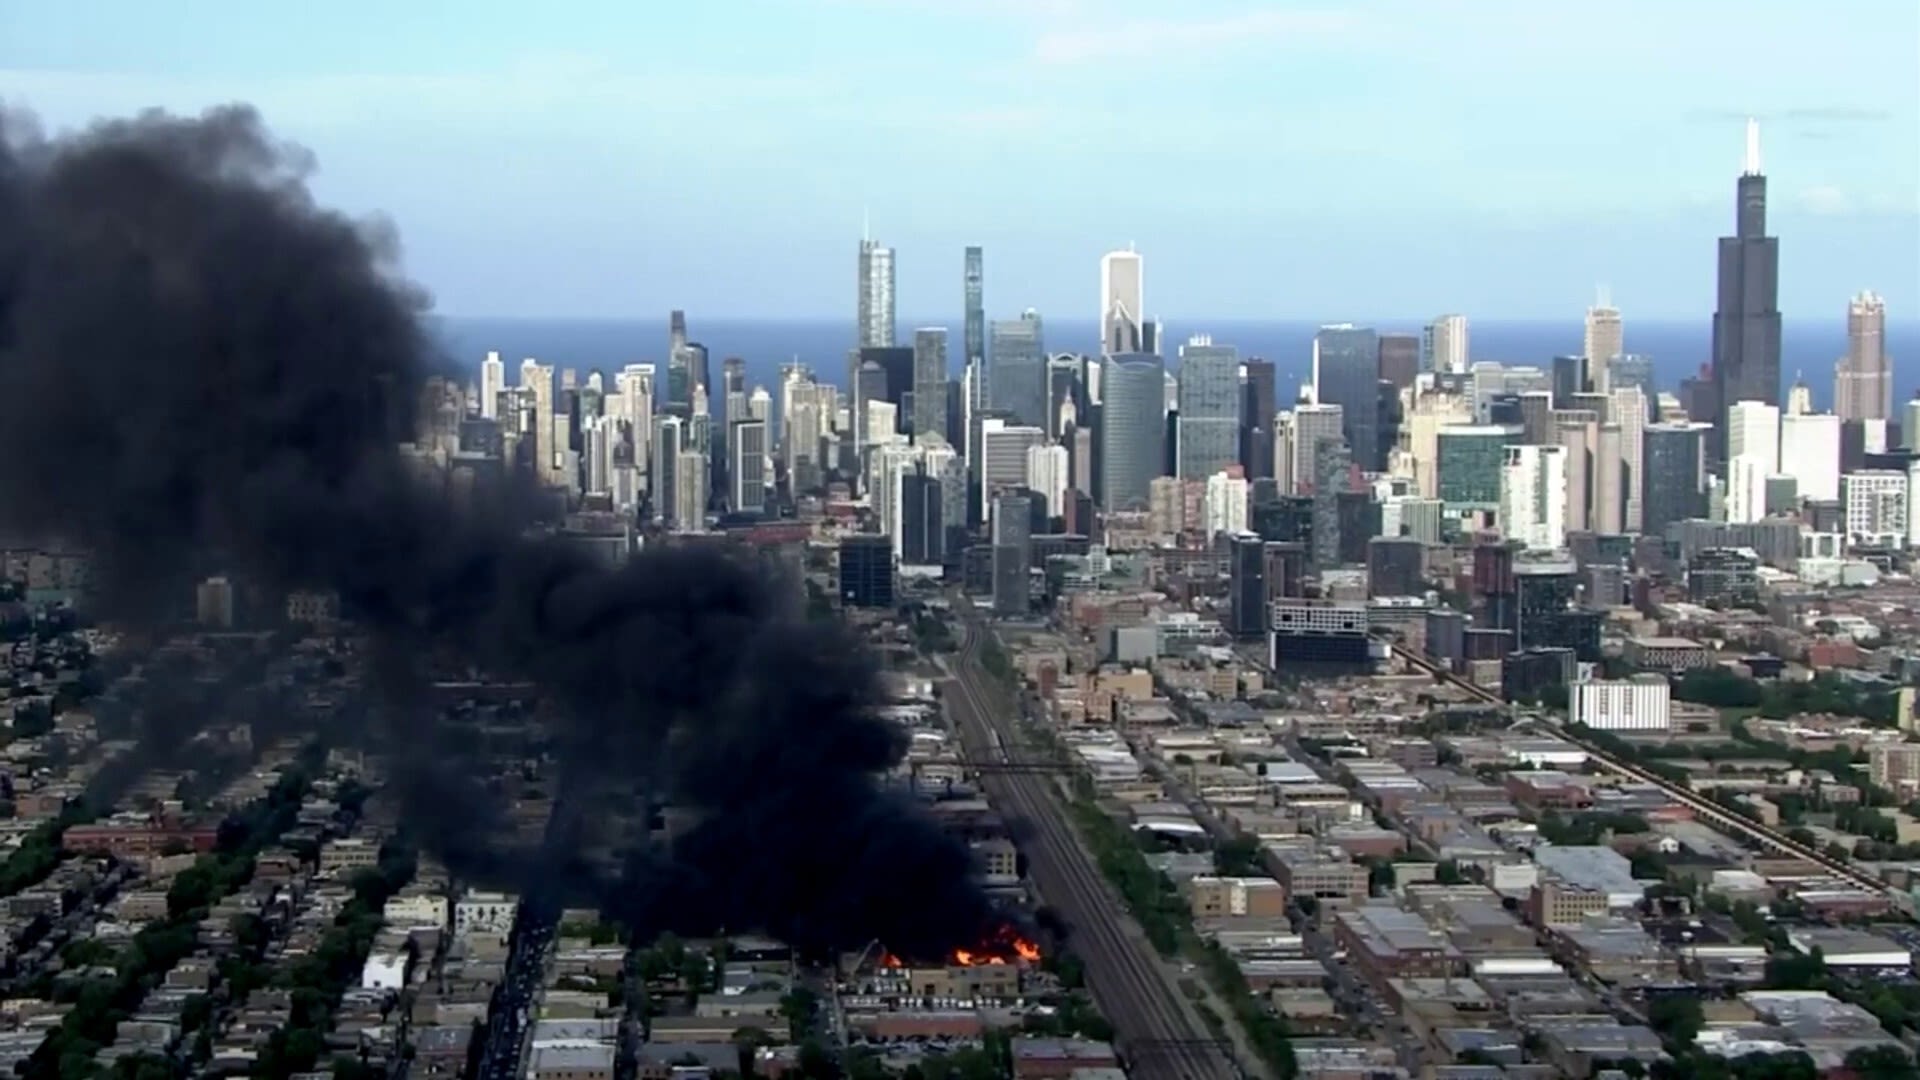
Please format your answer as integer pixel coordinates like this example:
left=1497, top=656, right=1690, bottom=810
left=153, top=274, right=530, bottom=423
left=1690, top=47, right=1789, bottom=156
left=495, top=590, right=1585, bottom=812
left=1024, top=444, right=1069, bottom=521
left=1273, top=411, right=1296, bottom=497
left=1904, top=398, right=1920, bottom=451
left=1779, top=412, right=1842, bottom=503
left=1203, top=470, right=1250, bottom=539
left=857, top=235, right=895, bottom=349
left=1843, top=470, right=1907, bottom=546
left=869, top=442, right=922, bottom=555
left=1500, top=443, right=1568, bottom=551
left=1099, top=247, right=1145, bottom=356
left=1571, top=677, right=1671, bottom=732
left=748, top=386, right=771, bottom=423
left=1422, top=315, right=1469, bottom=374
left=1726, top=399, right=1781, bottom=523
left=1584, top=294, right=1623, bottom=391
left=865, top=400, right=899, bottom=448
left=480, top=352, right=506, bottom=420
left=1909, top=459, right=1920, bottom=549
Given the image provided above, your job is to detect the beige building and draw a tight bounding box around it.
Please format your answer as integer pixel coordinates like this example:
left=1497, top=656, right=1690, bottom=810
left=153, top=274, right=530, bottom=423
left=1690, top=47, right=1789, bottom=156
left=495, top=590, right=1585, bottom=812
left=1184, top=876, right=1288, bottom=919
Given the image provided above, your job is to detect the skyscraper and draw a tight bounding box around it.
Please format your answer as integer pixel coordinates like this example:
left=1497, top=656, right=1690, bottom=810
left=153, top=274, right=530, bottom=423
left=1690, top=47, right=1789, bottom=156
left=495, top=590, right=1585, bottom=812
left=912, top=328, right=949, bottom=442
left=480, top=352, right=505, bottom=420
left=1377, top=333, right=1419, bottom=393
left=1642, top=422, right=1709, bottom=538
left=730, top=419, right=767, bottom=515
left=1609, top=384, right=1648, bottom=532
left=964, top=246, right=985, bottom=370
left=1312, top=324, right=1383, bottom=471
left=673, top=450, right=707, bottom=530
left=1726, top=400, right=1780, bottom=523
left=1779, top=410, right=1841, bottom=503
left=1175, top=337, right=1241, bottom=480
left=521, top=358, right=560, bottom=487
left=1710, top=119, right=1783, bottom=461
left=1025, top=443, right=1069, bottom=520
left=1500, top=444, right=1568, bottom=551
left=1423, top=315, right=1469, bottom=374
left=1099, top=248, right=1145, bottom=356
left=858, top=234, right=896, bottom=349
left=1242, top=359, right=1277, bottom=480
left=652, top=414, right=683, bottom=525
left=1291, top=404, right=1345, bottom=495
left=1835, top=290, right=1890, bottom=422
left=988, top=311, right=1047, bottom=430
left=668, top=342, right=706, bottom=413
left=1584, top=293, right=1624, bottom=390
left=1098, top=353, right=1166, bottom=511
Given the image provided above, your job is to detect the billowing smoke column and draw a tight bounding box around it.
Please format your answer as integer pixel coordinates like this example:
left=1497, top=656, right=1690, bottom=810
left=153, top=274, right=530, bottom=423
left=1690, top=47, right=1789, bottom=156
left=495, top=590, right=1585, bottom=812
left=0, top=105, right=989, bottom=959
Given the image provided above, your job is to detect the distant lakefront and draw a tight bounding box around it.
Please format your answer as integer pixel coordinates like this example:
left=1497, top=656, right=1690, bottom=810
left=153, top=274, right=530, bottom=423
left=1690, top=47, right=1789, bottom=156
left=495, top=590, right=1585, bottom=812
left=430, top=316, right=1920, bottom=420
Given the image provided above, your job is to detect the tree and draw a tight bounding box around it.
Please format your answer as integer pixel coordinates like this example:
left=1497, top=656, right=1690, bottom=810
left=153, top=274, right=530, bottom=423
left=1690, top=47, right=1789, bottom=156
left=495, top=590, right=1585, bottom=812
left=12, top=700, right=54, bottom=738
left=1434, top=859, right=1466, bottom=886
left=1213, top=834, right=1263, bottom=876
left=1674, top=667, right=1765, bottom=709
left=779, top=987, right=820, bottom=1041
left=1367, top=860, right=1396, bottom=894
left=1647, top=994, right=1704, bottom=1047
left=1845, top=1046, right=1918, bottom=1080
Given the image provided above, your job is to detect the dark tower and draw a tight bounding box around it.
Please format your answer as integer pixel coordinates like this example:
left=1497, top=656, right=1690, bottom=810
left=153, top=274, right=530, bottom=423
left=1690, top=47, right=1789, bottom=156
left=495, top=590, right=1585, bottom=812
left=1710, top=119, right=1782, bottom=463
left=1241, top=358, right=1277, bottom=480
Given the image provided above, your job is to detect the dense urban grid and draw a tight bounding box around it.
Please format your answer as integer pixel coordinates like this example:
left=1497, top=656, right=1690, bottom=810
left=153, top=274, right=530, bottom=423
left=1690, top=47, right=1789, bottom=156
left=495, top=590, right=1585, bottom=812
left=0, top=95, right=1915, bottom=1080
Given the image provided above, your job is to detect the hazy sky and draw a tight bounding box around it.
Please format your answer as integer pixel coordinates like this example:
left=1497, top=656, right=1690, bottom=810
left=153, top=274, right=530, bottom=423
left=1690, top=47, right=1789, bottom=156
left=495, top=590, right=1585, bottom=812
left=4, top=0, right=1917, bottom=322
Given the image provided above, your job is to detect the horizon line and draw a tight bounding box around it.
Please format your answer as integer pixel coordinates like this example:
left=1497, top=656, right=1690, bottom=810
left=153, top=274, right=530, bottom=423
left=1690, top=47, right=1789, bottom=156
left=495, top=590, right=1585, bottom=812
left=429, top=311, right=1919, bottom=326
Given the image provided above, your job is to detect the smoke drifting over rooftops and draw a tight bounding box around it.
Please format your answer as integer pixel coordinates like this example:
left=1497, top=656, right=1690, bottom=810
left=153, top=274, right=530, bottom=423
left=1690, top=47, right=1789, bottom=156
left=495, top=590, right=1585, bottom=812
left=0, top=104, right=988, bottom=958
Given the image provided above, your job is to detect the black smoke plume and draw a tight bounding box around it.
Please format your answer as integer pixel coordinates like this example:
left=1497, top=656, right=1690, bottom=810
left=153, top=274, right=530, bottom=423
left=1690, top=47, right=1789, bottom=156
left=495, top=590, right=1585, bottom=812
left=0, top=104, right=989, bottom=958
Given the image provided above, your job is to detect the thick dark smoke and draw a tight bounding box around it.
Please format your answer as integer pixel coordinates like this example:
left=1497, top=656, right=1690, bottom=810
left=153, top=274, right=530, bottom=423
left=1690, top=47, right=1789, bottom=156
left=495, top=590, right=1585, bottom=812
left=0, top=105, right=989, bottom=958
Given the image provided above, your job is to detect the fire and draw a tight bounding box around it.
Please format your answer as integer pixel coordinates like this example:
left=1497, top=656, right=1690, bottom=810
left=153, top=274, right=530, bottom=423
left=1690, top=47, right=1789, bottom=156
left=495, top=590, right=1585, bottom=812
left=876, top=924, right=1044, bottom=970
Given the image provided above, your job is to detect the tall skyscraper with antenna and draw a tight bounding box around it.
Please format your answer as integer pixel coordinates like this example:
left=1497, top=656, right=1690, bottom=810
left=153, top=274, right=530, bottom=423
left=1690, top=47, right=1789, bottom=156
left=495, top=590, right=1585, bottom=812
left=1709, top=118, right=1782, bottom=462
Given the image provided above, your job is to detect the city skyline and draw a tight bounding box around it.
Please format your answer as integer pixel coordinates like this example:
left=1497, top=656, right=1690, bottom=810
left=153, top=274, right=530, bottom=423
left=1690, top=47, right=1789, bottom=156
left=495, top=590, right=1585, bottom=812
left=4, top=0, right=1915, bottom=320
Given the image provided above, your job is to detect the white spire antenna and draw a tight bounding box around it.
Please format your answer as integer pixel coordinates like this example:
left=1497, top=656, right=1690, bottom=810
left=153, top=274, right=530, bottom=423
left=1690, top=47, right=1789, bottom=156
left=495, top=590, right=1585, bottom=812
left=1743, top=117, right=1762, bottom=176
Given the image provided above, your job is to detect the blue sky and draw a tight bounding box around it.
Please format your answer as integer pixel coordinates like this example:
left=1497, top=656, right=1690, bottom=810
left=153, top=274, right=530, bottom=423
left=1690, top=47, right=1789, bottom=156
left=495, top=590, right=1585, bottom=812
left=3, top=0, right=1916, bottom=322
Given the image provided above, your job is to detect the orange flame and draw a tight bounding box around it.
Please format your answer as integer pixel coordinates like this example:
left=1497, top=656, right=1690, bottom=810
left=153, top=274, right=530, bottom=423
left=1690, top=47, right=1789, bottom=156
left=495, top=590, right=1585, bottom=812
left=877, top=925, right=1044, bottom=969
